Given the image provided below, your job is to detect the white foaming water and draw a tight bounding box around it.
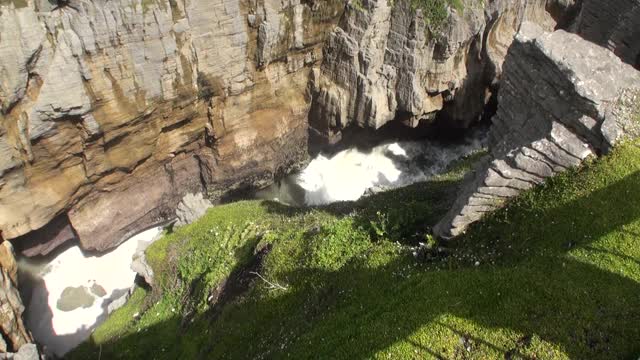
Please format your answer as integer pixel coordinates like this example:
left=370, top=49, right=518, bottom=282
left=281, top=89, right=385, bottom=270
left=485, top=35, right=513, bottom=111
left=21, top=226, right=162, bottom=357
left=259, top=128, right=487, bottom=206
left=298, top=144, right=406, bottom=205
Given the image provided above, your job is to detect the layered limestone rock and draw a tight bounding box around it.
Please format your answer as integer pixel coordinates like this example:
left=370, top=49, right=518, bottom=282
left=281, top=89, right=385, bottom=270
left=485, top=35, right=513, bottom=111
left=434, top=22, right=640, bottom=239
left=574, top=0, right=640, bottom=68
left=309, top=0, right=565, bottom=144
left=0, top=240, right=34, bottom=353
left=0, top=0, right=344, bottom=252
left=0, top=0, right=587, bottom=253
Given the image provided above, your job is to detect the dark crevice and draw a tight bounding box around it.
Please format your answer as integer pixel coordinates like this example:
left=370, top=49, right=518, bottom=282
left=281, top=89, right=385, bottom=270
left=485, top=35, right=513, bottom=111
left=161, top=117, right=193, bottom=133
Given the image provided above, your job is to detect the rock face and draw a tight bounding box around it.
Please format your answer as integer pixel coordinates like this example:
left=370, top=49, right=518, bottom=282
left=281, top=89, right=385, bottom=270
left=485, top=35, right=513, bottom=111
left=309, top=0, right=564, bottom=145
left=0, top=0, right=344, bottom=252
left=0, top=0, right=581, bottom=253
left=574, top=0, right=640, bottom=68
left=434, top=22, right=640, bottom=239
left=0, top=240, right=33, bottom=353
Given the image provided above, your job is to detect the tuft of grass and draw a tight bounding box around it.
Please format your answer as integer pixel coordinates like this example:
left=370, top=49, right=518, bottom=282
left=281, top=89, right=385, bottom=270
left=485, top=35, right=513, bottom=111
left=410, top=0, right=466, bottom=31
left=68, top=142, right=640, bottom=359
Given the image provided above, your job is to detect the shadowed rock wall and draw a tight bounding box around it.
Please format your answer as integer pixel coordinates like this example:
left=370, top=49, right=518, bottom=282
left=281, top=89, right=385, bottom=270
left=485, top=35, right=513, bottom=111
left=434, top=22, right=640, bottom=239
left=574, top=0, right=640, bottom=68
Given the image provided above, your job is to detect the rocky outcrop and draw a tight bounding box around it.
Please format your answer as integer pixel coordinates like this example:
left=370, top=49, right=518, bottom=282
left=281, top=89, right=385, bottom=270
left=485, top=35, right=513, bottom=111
left=574, top=0, right=640, bottom=68
left=0, top=240, right=34, bottom=353
left=175, top=193, right=213, bottom=227
left=131, top=230, right=164, bottom=287
left=309, top=0, right=567, bottom=145
left=0, top=343, right=40, bottom=360
left=0, top=0, right=344, bottom=252
left=434, top=22, right=640, bottom=239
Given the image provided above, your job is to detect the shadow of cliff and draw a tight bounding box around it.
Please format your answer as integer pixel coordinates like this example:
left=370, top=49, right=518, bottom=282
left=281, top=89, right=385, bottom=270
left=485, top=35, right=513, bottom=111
left=260, top=172, right=463, bottom=245
left=70, top=171, right=640, bottom=359
left=20, top=259, right=135, bottom=358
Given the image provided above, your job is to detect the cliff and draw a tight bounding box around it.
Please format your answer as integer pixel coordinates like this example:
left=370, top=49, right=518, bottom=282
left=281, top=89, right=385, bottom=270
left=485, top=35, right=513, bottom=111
left=0, top=0, right=574, bottom=253
left=0, top=0, right=344, bottom=252
left=309, top=0, right=568, bottom=143
left=434, top=22, right=640, bottom=238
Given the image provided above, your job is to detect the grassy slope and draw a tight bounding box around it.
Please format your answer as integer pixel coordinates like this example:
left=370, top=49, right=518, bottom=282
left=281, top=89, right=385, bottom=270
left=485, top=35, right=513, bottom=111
left=69, top=141, right=640, bottom=359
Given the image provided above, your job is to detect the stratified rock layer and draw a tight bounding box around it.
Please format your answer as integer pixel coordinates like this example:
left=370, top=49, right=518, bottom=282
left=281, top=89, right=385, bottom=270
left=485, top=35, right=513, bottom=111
left=574, top=0, right=640, bottom=68
left=434, top=22, right=640, bottom=239
left=0, top=0, right=344, bottom=252
left=0, top=0, right=579, bottom=252
left=309, top=0, right=563, bottom=144
left=0, top=241, right=33, bottom=353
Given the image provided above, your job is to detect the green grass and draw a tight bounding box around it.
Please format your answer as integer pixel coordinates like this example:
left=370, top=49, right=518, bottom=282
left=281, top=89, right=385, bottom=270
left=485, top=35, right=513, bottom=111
left=69, top=142, right=640, bottom=359
left=410, top=0, right=466, bottom=31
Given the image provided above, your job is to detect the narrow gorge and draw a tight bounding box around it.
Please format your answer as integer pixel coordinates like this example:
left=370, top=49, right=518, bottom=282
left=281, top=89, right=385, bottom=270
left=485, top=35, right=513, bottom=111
left=0, top=0, right=639, bottom=358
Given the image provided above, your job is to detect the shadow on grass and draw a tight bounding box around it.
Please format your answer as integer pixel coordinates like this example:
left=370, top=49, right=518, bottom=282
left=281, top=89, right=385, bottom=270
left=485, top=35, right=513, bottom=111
left=261, top=176, right=463, bottom=245
left=71, top=172, right=640, bottom=359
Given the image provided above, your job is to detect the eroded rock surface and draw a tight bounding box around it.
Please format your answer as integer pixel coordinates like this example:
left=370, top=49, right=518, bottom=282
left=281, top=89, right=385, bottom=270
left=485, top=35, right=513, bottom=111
left=574, top=0, right=640, bottom=68
left=0, top=240, right=33, bottom=353
left=434, top=22, right=640, bottom=239
left=309, top=0, right=565, bottom=145
left=0, top=0, right=582, bottom=253
left=0, top=0, right=344, bottom=252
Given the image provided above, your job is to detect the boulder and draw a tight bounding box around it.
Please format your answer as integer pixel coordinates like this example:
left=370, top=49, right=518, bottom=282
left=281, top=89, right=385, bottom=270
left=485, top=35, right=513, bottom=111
left=175, top=193, right=213, bottom=227
left=0, top=343, right=40, bottom=360
left=131, top=230, right=165, bottom=287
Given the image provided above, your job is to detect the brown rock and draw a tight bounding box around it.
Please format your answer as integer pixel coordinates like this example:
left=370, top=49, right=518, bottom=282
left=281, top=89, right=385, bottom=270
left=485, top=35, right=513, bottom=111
left=0, top=0, right=344, bottom=252
left=0, top=240, right=34, bottom=352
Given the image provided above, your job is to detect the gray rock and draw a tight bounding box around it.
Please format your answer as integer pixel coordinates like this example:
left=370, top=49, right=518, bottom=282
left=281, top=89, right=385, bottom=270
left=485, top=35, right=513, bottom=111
left=175, top=193, right=213, bottom=227
left=310, top=0, right=565, bottom=144
left=131, top=229, right=165, bottom=286
left=575, top=0, right=640, bottom=67
left=14, top=344, right=39, bottom=360
left=107, top=287, right=133, bottom=315
left=0, top=343, right=40, bottom=360
left=434, top=22, right=640, bottom=239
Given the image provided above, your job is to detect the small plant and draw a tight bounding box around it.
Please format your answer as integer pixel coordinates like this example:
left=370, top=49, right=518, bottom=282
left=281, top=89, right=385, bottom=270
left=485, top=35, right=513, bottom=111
left=370, top=211, right=390, bottom=239
left=351, top=0, right=365, bottom=11
left=424, top=233, right=437, bottom=249
left=410, top=0, right=466, bottom=32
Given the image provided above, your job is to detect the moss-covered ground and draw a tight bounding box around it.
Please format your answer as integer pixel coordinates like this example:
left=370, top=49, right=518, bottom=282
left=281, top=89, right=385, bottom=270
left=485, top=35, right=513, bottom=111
left=69, top=141, right=640, bottom=359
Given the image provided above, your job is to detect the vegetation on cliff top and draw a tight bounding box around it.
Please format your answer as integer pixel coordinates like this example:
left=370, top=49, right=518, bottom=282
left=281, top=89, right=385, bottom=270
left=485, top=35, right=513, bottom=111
left=410, top=0, right=465, bottom=30
left=70, top=140, right=640, bottom=359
